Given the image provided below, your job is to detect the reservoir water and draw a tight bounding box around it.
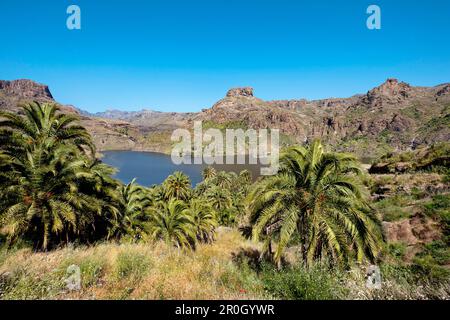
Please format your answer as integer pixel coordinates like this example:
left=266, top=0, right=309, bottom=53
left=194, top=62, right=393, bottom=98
left=101, top=151, right=262, bottom=186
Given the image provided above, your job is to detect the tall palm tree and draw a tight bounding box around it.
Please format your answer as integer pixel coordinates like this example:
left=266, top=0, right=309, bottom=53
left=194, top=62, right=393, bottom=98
left=147, top=199, right=196, bottom=249
left=247, top=140, right=382, bottom=268
left=186, top=199, right=217, bottom=243
left=162, top=171, right=192, bottom=201
left=193, top=180, right=210, bottom=197
left=0, top=103, right=110, bottom=249
left=0, top=144, right=103, bottom=249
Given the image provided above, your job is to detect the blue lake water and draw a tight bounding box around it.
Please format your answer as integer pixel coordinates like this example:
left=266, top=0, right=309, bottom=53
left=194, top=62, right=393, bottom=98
left=101, top=151, right=262, bottom=186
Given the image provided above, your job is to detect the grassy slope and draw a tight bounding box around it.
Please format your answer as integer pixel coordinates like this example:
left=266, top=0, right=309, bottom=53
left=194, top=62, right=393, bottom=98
left=0, top=229, right=264, bottom=299
left=1, top=227, right=449, bottom=300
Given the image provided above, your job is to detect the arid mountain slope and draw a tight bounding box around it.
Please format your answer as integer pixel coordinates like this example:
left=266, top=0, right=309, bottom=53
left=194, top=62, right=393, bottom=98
left=195, top=80, right=450, bottom=158
left=0, top=80, right=143, bottom=152
left=1, top=79, right=449, bottom=158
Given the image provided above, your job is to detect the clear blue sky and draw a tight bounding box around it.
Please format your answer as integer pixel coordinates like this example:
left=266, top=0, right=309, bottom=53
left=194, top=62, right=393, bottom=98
left=0, top=0, right=449, bottom=112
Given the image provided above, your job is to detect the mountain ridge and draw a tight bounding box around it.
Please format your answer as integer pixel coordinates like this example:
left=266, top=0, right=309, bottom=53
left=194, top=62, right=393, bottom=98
left=1, top=78, right=449, bottom=159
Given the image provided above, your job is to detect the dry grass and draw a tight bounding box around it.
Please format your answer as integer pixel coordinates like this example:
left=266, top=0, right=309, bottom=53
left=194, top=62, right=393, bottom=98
left=0, top=228, right=265, bottom=300
left=1, top=228, right=449, bottom=300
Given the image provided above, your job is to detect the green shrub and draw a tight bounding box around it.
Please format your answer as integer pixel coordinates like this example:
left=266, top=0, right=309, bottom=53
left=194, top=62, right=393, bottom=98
left=442, top=170, right=450, bottom=184
left=411, top=187, right=427, bottom=200
left=259, top=264, right=347, bottom=300
left=412, top=255, right=450, bottom=283
left=387, top=243, right=407, bottom=260
left=379, top=263, right=418, bottom=286
left=424, top=194, right=450, bottom=213
left=423, top=194, right=450, bottom=235
left=114, top=251, right=151, bottom=281
left=1, top=267, right=63, bottom=300
left=375, top=195, right=412, bottom=221
left=376, top=263, right=450, bottom=299
left=219, top=261, right=262, bottom=295
left=422, top=240, right=450, bottom=264
left=79, top=258, right=105, bottom=287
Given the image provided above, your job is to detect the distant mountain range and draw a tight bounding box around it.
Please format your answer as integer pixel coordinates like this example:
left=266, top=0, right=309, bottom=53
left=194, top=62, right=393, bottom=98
left=1, top=78, right=449, bottom=159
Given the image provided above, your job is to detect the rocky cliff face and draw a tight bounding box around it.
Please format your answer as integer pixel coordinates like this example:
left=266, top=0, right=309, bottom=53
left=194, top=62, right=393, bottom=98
left=0, top=79, right=53, bottom=100
left=0, top=80, right=54, bottom=115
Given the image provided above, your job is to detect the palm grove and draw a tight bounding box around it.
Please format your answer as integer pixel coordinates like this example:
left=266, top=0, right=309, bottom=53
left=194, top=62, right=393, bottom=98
left=0, top=103, right=382, bottom=268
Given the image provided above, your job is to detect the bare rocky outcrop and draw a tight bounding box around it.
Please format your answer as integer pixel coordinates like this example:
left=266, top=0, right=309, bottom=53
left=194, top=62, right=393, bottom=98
left=436, top=84, right=450, bottom=97
left=196, top=88, right=308, bottom=142
left=387, top=114, right=412, bottom=132
left=382, top=215, right=442, bottom=261
left=362, top=78, right=413, bottom=108
left=382, top=212, right=442, bottom=245
left=267, top=99, right=308, bottom=111
left=226, top=87, right=254, bottom=98
left=0, top=79, right=53, bottom=100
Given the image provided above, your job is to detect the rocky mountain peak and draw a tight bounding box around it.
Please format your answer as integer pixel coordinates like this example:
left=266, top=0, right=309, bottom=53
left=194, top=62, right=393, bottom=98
left=0, top=79, right=53, bottom=100
left=363, top=78, right=412, bottom=107
left=373, top=78, right=411, bottom=95
left=226, top=87, right=254, bottom=98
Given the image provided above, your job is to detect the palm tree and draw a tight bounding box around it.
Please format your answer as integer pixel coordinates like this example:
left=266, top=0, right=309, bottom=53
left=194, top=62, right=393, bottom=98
left=246, top=140, right=382, bottom=268
left=186, top=199, right=217, bottom=243
left=0, top=103, right=111, bottom=249
left=204, top=186, right=236, bottom=226
left=205, top=186, right=232, bottom=212
left=147, top=199, right=196, bottom=249
left=0, top=144, right=103, bottom=249
left=214, top=171, right=233, bottom=189
left=239, top=169, right=252, bottom=185
left=162, top=171, right=192, bottom=201
left=193, top=180, right=210, bottom=197
left=0, top=102, right=95, bottom=157
left=202, top=166, right=216, bottom=181
left=0, top=153, right=16, bottom=210
left=107, top=178, right=151, bottom=241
